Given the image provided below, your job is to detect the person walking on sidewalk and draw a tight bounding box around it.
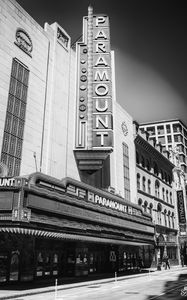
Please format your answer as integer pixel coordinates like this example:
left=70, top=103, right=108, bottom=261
left=165, top=255, right=170, bottom=270
left=181, top=254, right=184, bottom=267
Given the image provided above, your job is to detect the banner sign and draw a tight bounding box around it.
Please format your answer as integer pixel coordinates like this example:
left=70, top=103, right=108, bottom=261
left=177, top=190, right=186, bottom=224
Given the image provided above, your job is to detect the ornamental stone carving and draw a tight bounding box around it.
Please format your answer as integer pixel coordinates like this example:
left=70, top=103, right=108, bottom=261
left=14, top=28, right=33, bottom=56
left=121, top=121, right=128, bottom=136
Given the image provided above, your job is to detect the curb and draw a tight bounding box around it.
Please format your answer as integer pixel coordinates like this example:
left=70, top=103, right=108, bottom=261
left=0, top=266, right=186, bottom=300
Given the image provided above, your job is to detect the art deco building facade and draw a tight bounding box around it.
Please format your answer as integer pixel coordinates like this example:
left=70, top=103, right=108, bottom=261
left=0, top=0, right=155, bottom=284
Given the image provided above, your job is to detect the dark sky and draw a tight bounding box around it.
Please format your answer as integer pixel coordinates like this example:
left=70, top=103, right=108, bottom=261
left=16, top=0, right=187, bottom=125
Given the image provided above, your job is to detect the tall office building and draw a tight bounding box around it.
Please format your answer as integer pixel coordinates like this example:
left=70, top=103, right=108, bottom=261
left=140, top=119, right=187, bottom=173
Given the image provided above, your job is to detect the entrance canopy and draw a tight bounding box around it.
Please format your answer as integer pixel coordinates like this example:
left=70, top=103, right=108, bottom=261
left=0, top=226, right=154, bottom=246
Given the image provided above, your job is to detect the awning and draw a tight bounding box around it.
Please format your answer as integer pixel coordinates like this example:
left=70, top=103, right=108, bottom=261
left=0, top=227, right=154, bottom=246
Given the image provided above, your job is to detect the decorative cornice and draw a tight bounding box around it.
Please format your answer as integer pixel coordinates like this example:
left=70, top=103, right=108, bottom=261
left=135, top=134, right=174, bottom=170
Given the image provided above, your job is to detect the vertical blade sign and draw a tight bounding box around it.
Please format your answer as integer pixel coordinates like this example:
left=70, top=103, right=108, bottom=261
left=92, top=15, right=113, bottom=148
left=76, top=8, right=113, bottom=150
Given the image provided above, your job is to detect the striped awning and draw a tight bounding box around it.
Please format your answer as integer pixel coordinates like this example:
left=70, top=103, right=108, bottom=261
left=0, top=227, right=154, bottom=246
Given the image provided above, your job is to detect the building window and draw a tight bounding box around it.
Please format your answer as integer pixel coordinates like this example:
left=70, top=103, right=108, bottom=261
left=137, top=173, right=140, bottom=190
left=141, top=156, right=145, bottom=168
left=149, top=203, right=153, bottom=215
left=157, top=203, right=162, bottom=225
left=179, top=154, right=186, bottom=163
left=142, top=176, right=146, bottom=192
left=148, top=179, right=151, bottom=194
left=167, top=135, right=172, bottom=143
left=147, top=126, right=155, bottom=135
left=171, top=213, right=175, bottom=228
left=153, top=162, right=159, bottom=176
left=168, top=211, right=171, bottom=228
left=155, top=180, right=160, bottom=198
left=178, top=145, right=184, bottom=153
left=168, top=175, right=172, bottom=185
left=146, top=159, right=150, bottom=171
left=144, top=201, right=148, bottom=213
left=1, top=58, right=29, bottom=176
left=174, top=134, right=183, bottom=143
left=166, top=190, right=169, bottom=202
left=157, top=125, right=164, bottom=135
left=161, top=170, right=164, bottom=180
left=162, top=188, right=165, bottom=201
left=173, top=124, right=182, bottom=133
left=170, top=192, right=172, bottom=204
left=123, top=143, right=130, bottom=201
left=166, top=125, right=171, bottom=133
left=164, top=210, right=167, bottom=227
left=138, top=198, right=142, bottom=206
left=164, top=172, right=168, bottom=183
left=158, top=136, right=165, bottom=144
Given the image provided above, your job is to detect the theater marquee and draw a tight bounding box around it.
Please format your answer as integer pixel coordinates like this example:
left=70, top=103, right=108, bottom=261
left=75, top=6, right=113, bottom=171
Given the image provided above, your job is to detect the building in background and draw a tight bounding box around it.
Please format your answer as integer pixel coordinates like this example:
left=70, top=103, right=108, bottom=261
left=134, top=122, right=180, bottom=268
left=0, top=0, right=155, bottom=284
left=140, top=119, right=187, bottom=174
left=140, top=119, right=187, bottom=264
left=169, top=146, right=187, bottom=264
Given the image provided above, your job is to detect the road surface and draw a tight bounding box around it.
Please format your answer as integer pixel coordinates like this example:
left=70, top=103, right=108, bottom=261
left=11, top=268, right=187, bottom=300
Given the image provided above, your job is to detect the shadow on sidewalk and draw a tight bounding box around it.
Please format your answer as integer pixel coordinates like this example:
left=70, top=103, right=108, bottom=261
left=146, top=270, right=187, bottom=300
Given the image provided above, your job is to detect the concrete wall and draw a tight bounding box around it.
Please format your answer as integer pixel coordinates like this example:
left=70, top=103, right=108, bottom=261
left=0, top=0, right=80, bottom=180
left=111, top=101, right=137, bottom=202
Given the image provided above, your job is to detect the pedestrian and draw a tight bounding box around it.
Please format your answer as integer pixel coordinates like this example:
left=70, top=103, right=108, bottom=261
left=138, top=256, right=143, bottom=272
left=181, top=254, right=184, bottom=267
left=165, top=255, right=170, bottom=270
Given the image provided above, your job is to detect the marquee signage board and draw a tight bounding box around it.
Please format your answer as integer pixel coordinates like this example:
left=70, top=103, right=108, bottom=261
left=87, top=191, right=142, bottom=217
left=75, top=8, right=113, bottom=150
left=0, top=178, right=16, bottom=187
left=0, top=177, right=27, bottom=188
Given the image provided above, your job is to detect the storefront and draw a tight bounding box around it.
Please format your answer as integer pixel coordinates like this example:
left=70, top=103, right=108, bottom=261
left=0, top=172, right=155, bottom=284
left=155, top=228, right=179, bottom=268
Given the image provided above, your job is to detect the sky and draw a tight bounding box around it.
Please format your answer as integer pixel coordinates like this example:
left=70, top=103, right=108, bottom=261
left=16, top=0, right=187, bottom=125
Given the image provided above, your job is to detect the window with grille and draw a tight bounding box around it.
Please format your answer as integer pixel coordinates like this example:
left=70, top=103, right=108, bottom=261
left=122, top=143, right=130, bottom=201
left=0, top=58, right=29, bottom=176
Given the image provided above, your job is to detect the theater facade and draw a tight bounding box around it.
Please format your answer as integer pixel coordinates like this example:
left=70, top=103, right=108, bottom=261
left=0, top=0, right=179, bottom=284
left=0, top=172, right=154, bottom=283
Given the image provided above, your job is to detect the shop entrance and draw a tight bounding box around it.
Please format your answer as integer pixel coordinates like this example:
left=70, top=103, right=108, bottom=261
left=9, top=251, right=19, bottom=282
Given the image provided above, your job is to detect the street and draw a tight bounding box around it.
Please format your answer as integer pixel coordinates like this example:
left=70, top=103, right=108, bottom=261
left=10, top=269, right=187, bottom=300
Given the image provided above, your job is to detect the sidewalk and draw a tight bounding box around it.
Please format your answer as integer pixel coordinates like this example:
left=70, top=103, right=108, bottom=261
left=0, top=266, right=186, bottom=300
